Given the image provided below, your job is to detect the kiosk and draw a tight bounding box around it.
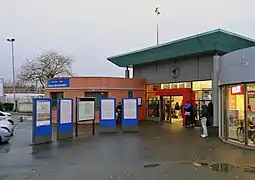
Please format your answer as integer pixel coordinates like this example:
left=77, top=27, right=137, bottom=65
left=32, top=98, right=52, bottom=145
left=75, top=97, right=96, bottom=136
left=122, top=98, right=139, bottom=132
left=99, top=98, right=116, bottom=133
left=57, top=98, right=73, bottom=140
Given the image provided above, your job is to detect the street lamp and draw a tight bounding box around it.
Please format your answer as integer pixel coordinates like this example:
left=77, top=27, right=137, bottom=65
left=7, top=38, right=16, bottom=111
left=155, top=7, right=160, bottom=45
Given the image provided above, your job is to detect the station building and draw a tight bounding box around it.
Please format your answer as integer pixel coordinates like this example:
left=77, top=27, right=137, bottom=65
left=107, top=29, right=255, bottom=129
left=45, top=77, right=146, bottom=123
left=219, top=46, right=255, bottom=149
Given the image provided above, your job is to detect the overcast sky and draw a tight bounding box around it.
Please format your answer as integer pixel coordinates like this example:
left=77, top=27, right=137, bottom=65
left=1, top=0, right=255, bottom=81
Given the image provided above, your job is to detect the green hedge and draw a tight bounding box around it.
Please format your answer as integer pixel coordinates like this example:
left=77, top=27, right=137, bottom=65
left=0, top=103, right=14, bottom=111
left=0, top=102, right=3, bottom=111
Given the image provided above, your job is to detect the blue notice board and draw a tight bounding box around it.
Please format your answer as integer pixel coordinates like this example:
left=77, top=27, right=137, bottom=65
left=33, top=98, right=52, bottom=136
left=57, top=98, right=73, bottom=133
left=122, top=98, right=138, bottom=127
left=100, top=98, right=116, bottom=127
left=47, top=78, right=70, bottom=88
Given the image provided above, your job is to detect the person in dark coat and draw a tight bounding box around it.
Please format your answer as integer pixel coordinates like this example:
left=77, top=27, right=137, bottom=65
left=184, top=101, right=192, bottom=127
left=207, top=101, right=213, bottom=127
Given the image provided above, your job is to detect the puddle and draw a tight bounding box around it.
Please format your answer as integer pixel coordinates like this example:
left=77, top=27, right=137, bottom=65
left=143, top=163, right=163, bottom=168
left=143, top=161, right=255, bottom=174
left=181, top=161, right=255, bottom=174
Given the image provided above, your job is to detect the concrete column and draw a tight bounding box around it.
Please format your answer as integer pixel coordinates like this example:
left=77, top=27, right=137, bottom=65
left=125, top=66, right=130, bottom=78
left=212, top=55, right=220, bottom=127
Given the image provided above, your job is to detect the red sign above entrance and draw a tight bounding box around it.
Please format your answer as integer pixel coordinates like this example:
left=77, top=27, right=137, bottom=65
left=231, top=85, right=244, bottom=95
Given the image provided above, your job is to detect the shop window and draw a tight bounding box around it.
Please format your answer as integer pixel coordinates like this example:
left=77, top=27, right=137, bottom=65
left=192, top=80, right=212, bottom=91
left=85, top=92, right=108, bottom=109
left=50, top=92, right=64, bottom=108
left=246, top=84, right=255, bottom=147
left=160, top=82, right=191, bottom=89
left=224, top=85, right=245, bottom=144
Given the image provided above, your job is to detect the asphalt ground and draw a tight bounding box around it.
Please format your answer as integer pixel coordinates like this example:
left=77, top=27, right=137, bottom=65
left=0, top=118, right=255, bottom=180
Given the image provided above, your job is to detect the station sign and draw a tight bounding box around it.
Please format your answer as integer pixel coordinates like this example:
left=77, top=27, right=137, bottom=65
left=47, top=78, right=70, bottom=88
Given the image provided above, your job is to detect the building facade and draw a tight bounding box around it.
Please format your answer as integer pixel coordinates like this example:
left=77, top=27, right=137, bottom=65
left=219, top=46, right=255, bottom=149
left=107, top=29, right=255, bottom=127
left=45, top=77, right=146, bottom=123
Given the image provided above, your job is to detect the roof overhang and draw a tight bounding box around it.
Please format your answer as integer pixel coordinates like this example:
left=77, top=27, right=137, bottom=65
left=107, top=29, right=255, bottom=67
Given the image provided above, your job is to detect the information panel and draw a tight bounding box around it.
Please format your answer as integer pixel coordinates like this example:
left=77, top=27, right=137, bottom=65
left=60, top=99, right=72, bottom=124
left=78, top=100, right=95, bottom=121
left=36, top=100, right=51, bottom=126
left=122, top=98, right=138, bottom=130
left=57, top=98, right=73, bottom=139
left=101, top=99, right=115, bottom=120
left=32, top=98, right=52, bottom=144
left=100, top=98, right=116, bottom=132
left=123, top=99, right=137, bottom=119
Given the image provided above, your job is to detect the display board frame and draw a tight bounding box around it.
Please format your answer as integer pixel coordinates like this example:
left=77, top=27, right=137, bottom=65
left=99, top=98, right=117, bottom=133
left=32, top=98, right=52, bottom=145
left=57, top=98, right=73, bottom=139
left=122, top=98, right=139, bottom=132
left=75, top=97, right=96, bottom=136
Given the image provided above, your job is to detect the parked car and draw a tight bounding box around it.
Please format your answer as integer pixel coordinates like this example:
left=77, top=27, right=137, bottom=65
left=0, top=111, right=11, bottom=117
left=0, top=126, right=12, bottom=143
left=0, top=117, right=14, bottom=136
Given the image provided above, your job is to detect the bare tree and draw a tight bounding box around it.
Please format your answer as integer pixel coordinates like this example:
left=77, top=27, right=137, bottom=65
left=18, top=50, right=74, bottom=88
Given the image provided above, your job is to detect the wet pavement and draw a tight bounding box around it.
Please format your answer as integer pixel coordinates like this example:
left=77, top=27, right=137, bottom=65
left=1, top=119, right=255, bottom=179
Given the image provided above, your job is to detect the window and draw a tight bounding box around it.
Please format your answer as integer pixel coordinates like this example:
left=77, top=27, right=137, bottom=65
left=225, top=85, right=245, bottom=144
left=50, top=92, right=64, bottom=108
left=85, top=92, right=108, bottom=109
left=160, top=82, right=191, bottom=89
left=192, top=80, right=212, bottom=91
left=246, top=84, right=255, bottom=147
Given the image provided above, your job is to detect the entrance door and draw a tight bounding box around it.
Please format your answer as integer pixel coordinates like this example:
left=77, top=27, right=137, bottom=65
left=170, top=96, right=183, bottom=125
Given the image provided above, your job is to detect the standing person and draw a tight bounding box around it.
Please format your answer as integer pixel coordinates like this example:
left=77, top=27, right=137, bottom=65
left=192, top=103, right=198, bottom=127
left=200, top=101, right=208, bottom=138
left=116, top=102, right=122, bottom=125
left=184, top=101, right=192, bottom=127
left=207, top=101, right=213, bottom=127
left=175, top=102, right=180, bottom=118
left=165, top=101, right=171, bottom=121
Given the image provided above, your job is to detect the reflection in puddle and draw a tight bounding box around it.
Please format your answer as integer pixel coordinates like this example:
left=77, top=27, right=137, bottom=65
left=181, top=161, right=255, bottom=174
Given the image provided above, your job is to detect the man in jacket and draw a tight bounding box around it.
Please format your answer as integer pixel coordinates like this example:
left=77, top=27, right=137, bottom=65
left=200, top=101, right=208, bottom=138
left=207, top=101, right=213, bottom=126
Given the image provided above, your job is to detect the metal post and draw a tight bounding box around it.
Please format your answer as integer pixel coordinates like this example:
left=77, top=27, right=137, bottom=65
left=75, top=97, right=78, bottom=137
left=156, top=24, right=159, bottom=45
left=155, top=7, right=160, bottom=45
left=7, top=38, right=16, bottom=111
left=11, top=41, right=16, bottom=111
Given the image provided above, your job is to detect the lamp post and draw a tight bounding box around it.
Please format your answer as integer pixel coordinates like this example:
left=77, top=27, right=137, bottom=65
left=7, top=38, right=16, bottom=111
left=155, top=7, right=160, bottom=45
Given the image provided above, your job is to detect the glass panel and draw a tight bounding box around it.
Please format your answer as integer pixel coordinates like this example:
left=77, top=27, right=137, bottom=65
left=147, top=99, right=160, bottom=121
left=246, top=84, right=255, bottom=147
left=192, top=80, right=212, bottom=91
left=85, top=92, right=108, bottom=109
left=50, top=92, right=63, bottom=108
left=225, top=85, right=245, bottom=144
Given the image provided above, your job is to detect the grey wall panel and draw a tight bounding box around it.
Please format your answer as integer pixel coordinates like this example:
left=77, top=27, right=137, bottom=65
left=199, top=56, right=213, bottom=80
left=219, top=46, right=255, bottom=85
left=175, top=57, right=199, bottom=81
left=133, top=55, right=213, bottom=84
left=133, top=66, right=141, bottom=78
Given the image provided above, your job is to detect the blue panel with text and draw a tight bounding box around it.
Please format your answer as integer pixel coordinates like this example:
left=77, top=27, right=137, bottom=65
left=33, top=98, right=53, bottom=137
left=57, top=98, right=73, bottom=133
left=100, top=98, right=116, bottom=127
left=122, top=98, right=138, bottom=127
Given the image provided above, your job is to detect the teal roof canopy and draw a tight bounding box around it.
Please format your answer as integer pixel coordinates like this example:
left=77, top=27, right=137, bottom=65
left=107, top=29, right=255, bottom=67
